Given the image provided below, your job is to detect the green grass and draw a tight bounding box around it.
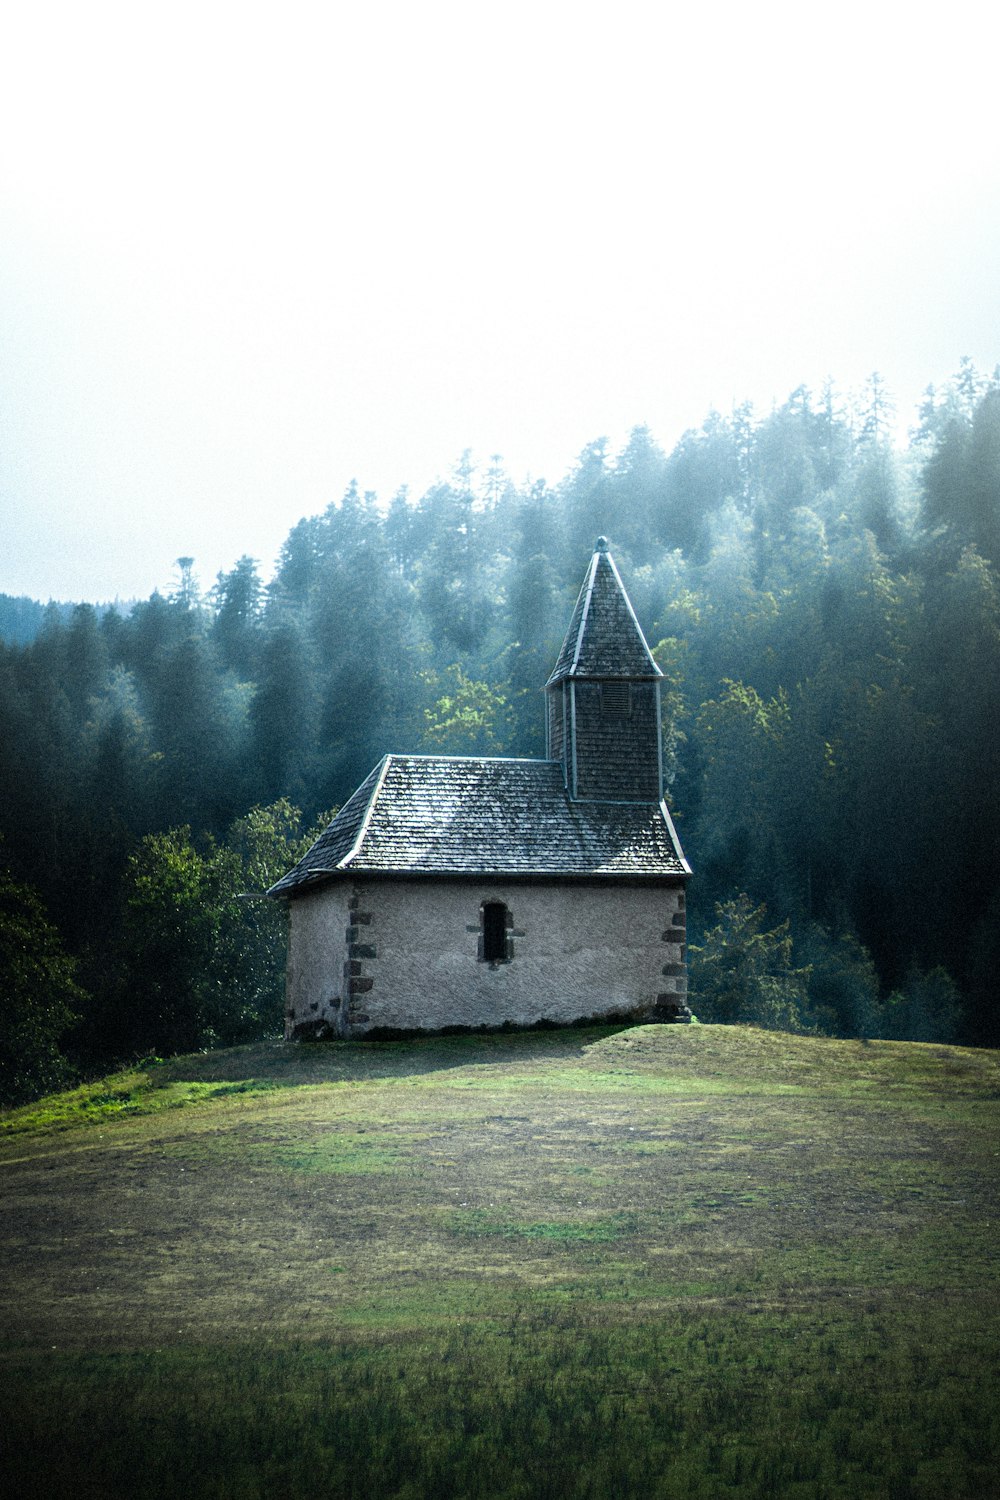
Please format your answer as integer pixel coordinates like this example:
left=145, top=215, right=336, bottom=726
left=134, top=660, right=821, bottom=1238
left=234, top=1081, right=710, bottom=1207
left=1, top=1024, right=998, bottom=1497
left=447, top=1208, right=637, bottom=1242
left=0, top=1065, right=285, bottom=1136
left=2, top=1306, right=996, bottom=1500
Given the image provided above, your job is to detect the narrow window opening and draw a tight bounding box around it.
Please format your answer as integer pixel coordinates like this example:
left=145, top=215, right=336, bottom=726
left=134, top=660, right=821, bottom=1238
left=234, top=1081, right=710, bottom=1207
left=601, top=681, right=631, bottom=719
left=482, top=902, right=508, bottom=963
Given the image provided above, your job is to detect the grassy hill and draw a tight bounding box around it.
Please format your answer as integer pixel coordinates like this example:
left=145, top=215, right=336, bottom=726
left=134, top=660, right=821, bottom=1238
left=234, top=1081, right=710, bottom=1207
left=2, top=1024, right=998, bottom=1499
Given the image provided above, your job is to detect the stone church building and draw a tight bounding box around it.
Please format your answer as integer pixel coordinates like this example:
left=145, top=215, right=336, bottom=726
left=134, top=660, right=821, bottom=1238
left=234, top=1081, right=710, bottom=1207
left=268, top=539, right=692, bottom=1037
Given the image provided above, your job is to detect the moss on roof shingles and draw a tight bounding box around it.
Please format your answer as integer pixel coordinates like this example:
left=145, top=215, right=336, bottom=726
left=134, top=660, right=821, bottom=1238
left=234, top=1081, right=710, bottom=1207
left=267, top=754, right=688, bottom=896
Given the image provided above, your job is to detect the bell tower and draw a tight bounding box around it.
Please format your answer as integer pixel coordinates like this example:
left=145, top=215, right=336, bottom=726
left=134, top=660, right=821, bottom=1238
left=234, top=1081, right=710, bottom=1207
left=545, top=538, right=663, bottom=803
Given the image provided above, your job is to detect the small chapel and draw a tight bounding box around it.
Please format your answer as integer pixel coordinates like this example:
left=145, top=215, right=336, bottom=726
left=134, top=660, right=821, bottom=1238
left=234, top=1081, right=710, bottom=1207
left=268, top=538, right=692, bottom=1037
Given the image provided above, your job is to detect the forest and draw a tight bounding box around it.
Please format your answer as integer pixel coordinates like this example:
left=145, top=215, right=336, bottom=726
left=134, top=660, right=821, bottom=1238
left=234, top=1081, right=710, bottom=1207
left=2, top=360, right=999, bottom=1102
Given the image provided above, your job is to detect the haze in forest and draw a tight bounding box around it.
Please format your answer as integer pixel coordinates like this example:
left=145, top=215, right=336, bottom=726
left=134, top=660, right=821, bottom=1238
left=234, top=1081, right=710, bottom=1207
left=2, top=0, right=998, bottom=602
left=4, top=353, right=1000, bottom=1108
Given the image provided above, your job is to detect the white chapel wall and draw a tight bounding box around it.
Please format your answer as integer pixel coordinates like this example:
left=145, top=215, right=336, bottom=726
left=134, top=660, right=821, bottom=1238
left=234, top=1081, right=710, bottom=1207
left=284, top=882, right=352, bottom=1036
left=286, top=876, right=686, bottom=1036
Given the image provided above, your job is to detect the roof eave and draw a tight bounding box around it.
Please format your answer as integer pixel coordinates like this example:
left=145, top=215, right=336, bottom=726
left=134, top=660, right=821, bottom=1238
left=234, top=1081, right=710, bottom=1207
left=266, top=868, right=343, bottom=899
left=277, top=866, right=689, bottom=892
left=546, top=667, right=663, bottom=685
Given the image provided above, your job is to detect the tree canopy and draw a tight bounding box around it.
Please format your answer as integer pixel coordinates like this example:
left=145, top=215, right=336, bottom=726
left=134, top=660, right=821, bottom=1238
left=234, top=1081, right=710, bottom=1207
left=2, top=362, right=999, bottom=1098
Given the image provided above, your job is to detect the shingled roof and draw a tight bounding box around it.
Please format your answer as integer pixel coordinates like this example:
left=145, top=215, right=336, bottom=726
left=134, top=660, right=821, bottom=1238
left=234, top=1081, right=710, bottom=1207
left=546, top=538, right=662, bottom=685
left=267, top=754, right=689, bottom=896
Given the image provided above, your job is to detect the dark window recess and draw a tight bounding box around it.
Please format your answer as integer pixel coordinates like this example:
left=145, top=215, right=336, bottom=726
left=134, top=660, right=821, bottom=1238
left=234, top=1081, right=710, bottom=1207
left=482, top=902, right=508, bottom=962
left=601, top=681, right=631, bottom=719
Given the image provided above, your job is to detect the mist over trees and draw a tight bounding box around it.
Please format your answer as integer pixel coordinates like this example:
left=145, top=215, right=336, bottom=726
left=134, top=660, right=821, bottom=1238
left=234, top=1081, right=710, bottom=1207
left=2, top=362, right=998, bottom=1097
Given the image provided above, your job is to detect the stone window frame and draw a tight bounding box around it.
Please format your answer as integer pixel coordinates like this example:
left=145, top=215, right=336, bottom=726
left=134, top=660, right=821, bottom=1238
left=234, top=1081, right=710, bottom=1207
left=479, top=900, right=513, bottom=964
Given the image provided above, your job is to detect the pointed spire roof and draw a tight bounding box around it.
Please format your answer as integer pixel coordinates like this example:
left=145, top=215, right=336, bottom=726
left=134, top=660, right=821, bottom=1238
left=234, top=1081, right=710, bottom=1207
left=546, top=538, right=662, bottom=686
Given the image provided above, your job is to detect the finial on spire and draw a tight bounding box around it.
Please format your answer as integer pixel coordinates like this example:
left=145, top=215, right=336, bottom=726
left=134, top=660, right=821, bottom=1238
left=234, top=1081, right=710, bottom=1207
left=595, top=535, right=609, bottom=553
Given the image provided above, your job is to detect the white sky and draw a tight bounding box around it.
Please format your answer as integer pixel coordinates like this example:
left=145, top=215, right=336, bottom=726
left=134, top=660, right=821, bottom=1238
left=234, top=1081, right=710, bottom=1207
left=1, top=0, right=999, bottom=601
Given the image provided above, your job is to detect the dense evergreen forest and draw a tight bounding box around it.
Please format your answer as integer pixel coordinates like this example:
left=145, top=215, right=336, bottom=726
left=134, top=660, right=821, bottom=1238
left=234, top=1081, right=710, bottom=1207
left=3, top=361, right=999, bottom=1101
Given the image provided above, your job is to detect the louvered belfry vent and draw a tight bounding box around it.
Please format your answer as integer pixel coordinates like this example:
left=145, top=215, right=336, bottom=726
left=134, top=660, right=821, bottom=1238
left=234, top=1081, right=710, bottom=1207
left=601, top=681, right=631, bottom=719
left=545, top=539, right=663, bottom=803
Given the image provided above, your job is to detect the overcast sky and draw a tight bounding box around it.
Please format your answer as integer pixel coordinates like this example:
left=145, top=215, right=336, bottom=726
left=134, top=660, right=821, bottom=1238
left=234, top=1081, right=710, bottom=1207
left=1, top=0, right=998, bottom=602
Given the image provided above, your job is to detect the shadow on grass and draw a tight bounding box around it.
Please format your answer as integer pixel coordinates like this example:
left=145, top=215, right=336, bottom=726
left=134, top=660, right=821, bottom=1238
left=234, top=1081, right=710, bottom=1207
left=155, top=1022, right=637, bottom=1088
left=2, top=1298, right=998, bottom=1500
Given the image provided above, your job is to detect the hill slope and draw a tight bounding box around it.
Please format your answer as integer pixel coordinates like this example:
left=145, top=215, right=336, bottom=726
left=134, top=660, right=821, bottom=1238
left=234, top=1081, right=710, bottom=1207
left=2, top=1024, right=998, bottom=1498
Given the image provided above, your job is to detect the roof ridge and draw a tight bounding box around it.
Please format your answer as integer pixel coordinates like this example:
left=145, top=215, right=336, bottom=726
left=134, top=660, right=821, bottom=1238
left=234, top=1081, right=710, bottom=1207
left=657, top=799, right=693, bottom=876
left=341, top=753, right=393, bottom=868
left=569, top=551, right=599, bottom=676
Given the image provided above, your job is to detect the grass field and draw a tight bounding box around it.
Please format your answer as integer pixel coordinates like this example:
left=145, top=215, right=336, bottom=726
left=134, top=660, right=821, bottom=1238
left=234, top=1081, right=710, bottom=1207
left=1, top=1024, right=998, bottom=1498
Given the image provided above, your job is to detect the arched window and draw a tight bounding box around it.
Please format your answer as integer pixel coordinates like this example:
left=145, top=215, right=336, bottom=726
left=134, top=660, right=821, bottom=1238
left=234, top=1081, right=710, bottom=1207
left=481, top=901, right=509, bottom=963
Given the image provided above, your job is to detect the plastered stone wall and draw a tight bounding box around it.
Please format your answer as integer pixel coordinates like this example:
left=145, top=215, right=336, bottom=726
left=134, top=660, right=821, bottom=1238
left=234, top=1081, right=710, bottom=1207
left=284, top=882, right=351, bottom=1037
left=285, top=876, right=687, bottom=1037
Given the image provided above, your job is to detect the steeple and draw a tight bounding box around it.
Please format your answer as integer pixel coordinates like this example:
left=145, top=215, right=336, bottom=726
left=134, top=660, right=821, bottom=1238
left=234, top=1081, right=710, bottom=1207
left=545, top=539, right=664, bottom=802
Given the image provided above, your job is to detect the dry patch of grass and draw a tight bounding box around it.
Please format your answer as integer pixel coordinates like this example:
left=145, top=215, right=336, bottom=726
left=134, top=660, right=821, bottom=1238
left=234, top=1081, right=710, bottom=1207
left=1, top=1024, right=998, bottom=1496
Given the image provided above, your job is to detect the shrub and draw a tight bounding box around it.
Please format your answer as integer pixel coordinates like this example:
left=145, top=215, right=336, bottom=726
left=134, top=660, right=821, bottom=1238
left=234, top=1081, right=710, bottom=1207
left=0, top=870, right=86, bottom=1104
left=689, top=895, right=816, bottom=1033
